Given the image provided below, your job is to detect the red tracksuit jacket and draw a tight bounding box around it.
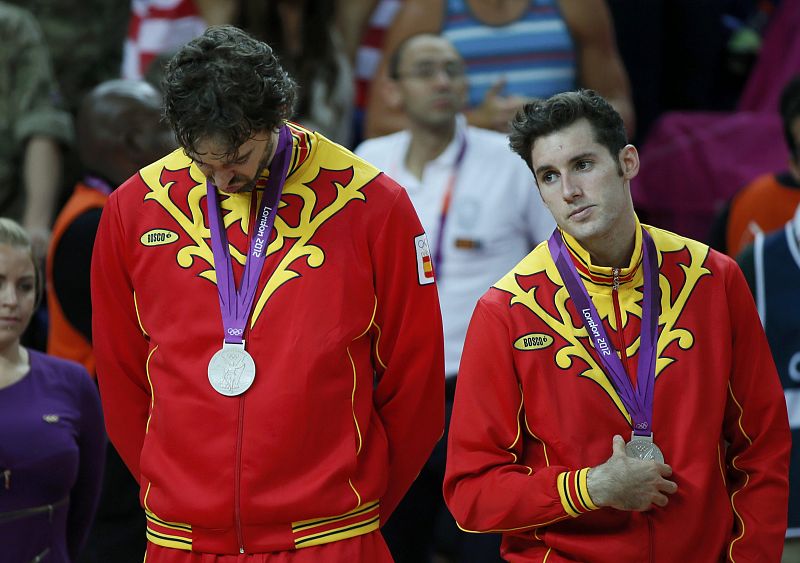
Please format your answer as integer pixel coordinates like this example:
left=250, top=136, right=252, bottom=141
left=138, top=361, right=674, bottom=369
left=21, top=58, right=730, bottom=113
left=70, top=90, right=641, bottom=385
left=92, top=123, right=445, bottom=554
left=444, top=224, right=790, bottom=562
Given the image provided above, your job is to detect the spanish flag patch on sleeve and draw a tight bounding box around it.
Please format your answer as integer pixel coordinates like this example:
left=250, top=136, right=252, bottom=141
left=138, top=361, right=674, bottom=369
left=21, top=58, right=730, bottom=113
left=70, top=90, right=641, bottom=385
left=414, top=233, right=435, bottom=285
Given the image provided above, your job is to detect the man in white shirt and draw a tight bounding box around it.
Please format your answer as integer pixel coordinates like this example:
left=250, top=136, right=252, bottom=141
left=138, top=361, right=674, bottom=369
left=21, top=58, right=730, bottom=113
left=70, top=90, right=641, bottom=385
left=356, top=33, right=554, bottom=563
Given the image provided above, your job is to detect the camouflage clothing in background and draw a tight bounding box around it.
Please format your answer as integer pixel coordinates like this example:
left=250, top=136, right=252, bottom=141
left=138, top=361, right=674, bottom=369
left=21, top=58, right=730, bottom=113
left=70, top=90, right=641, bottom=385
left=4, top=0, right=129, bottom=115
left=0, top=1, right=73, bottom=220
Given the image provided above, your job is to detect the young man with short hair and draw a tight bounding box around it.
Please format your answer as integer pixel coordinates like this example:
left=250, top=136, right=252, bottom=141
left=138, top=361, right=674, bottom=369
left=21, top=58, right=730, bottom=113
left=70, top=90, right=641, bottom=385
left=444, top=89, right=790, bottom=562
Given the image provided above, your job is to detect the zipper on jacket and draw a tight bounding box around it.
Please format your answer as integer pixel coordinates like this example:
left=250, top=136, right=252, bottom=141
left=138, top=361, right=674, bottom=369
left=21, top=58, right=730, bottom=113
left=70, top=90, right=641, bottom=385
left=233, top=195, right=260, bottom=555
left=611, top=268, right=634, bottom=382
left=234, top=327, right=251, bottom=553
left=647, top=515, right=655, bottom=563
left=235, top=394, right=246, bottom=553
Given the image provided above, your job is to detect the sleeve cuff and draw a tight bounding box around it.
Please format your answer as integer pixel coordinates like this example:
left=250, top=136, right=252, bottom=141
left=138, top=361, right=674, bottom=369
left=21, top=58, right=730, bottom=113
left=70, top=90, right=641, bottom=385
left=557, top=468, right=599, bottom=517
left=14, top=109, right=74, bottom=146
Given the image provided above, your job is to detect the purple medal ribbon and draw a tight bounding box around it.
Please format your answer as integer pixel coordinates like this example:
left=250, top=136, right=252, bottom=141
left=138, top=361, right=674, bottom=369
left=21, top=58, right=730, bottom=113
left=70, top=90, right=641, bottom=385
left=206, top=125, right=292, bottom=345
left=431, top=131, right=468, bottom=278
left=84, top=175, right=114, bottom=195
left=548, top=228, right=660, bottom=436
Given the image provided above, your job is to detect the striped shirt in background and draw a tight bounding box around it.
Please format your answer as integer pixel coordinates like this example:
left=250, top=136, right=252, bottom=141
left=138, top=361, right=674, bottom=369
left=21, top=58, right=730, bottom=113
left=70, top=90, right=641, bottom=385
left=442, top=0, right=577, bottom=107
left=354, top=0, right=403, bottom=110
left=122, top=0, right=208, bottom=80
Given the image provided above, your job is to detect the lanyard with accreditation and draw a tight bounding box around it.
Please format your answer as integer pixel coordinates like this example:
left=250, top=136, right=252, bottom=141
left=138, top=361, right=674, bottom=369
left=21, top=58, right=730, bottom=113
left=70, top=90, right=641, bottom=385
left=548, top=227, right=665, bottom=463
left=205, top=125, right=292, bottom=396
left=431, top=132, right=467, bottom=278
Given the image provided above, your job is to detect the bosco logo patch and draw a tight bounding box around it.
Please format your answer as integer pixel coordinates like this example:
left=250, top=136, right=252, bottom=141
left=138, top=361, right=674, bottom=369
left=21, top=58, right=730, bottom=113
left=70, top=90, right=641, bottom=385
left=513, top=333, right=554, bottom=351
left=140, top=229, right=179, bottom=247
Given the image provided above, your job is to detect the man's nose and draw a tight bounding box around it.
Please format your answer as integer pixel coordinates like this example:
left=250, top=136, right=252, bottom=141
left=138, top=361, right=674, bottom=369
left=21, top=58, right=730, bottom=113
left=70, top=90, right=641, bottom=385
left=432, top=67, right=454, bottom=87
left=212, top=169, right=235, bottom=190
left=561, top=173, right=581, bottom=200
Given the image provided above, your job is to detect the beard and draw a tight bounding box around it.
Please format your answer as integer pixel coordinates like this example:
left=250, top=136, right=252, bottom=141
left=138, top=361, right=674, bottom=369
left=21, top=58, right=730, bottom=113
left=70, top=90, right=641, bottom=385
left=226, top=134, right=276, bottom=194
left=238, top=153, right=272, bottom=193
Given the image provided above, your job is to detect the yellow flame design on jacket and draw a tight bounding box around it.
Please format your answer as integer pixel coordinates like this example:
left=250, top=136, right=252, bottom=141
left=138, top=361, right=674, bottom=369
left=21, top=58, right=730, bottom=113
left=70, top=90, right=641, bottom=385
left=495, top=227, right=711, bottom=423
left=137, top=126, right=380, bottom=327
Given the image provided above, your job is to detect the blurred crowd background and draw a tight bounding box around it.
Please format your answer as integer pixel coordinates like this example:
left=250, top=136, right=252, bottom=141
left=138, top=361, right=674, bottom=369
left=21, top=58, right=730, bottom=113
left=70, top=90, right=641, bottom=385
left=1, top=1, right=799, bottom=562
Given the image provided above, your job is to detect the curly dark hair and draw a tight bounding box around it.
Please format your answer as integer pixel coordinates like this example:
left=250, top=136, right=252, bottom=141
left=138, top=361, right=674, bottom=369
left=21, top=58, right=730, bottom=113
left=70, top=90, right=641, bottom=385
left=162, top=25, right=297, bottom=158
left=509, top=89, right=627, bottom=174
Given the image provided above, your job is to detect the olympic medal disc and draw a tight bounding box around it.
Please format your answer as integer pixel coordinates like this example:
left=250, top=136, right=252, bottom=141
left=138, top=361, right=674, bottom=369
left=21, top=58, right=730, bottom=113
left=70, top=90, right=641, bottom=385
left=208, top=344, right=256, bottom=396
left=625, top=437, right=665, bottom=464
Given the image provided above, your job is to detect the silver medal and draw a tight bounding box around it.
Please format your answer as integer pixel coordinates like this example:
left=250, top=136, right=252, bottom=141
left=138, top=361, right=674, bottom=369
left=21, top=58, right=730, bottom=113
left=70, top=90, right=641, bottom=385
left=208, top=342, right=256, bottom=396
left=625, top=433, right=665, bottom=464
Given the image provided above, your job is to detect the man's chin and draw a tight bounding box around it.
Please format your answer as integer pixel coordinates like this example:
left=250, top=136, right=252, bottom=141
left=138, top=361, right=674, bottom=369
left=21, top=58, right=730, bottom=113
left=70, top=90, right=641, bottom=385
left=425, top=111, right=457, bottom=125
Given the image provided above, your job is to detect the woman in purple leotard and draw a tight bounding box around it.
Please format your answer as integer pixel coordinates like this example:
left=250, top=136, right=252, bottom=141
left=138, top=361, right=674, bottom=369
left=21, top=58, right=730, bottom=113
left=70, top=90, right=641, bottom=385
left=0, top=218, right=105, bottom=562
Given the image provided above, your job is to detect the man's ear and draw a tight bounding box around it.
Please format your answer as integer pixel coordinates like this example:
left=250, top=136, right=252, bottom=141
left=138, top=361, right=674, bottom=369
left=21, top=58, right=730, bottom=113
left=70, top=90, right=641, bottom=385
left=620, top=144, right=640, bottom=180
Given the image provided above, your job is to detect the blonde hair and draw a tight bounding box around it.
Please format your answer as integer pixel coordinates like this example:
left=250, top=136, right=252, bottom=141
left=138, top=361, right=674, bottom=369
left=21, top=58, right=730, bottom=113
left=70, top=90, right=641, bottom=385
left=0, top=218, right=41, bottom=303
left=0, top=218, right=33, bottom=249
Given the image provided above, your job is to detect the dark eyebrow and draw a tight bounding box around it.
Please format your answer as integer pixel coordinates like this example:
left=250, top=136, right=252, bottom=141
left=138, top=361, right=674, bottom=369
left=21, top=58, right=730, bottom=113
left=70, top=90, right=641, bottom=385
left=228, top=148, right=252, bottom=164
left=534, top=163, right=554, bottom=177
left=186, top=151, right=204, bottom=163
left=533, top=151, right=597, bottom=177
left=570, top=151, right=596, bottom=163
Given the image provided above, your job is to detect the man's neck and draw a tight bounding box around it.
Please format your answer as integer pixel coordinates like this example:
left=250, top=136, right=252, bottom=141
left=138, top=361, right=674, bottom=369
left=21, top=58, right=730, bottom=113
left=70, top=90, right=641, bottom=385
left=582, top=215, right=638, bottom=269
left=404, top=120, right=457, bottom=181
left=587, top=239, right=635, bottom=269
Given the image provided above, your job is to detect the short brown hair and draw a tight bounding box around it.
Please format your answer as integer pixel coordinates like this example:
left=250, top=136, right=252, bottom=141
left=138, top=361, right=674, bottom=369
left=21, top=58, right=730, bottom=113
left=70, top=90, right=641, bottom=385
left=509, top=89, right=627, bottom=173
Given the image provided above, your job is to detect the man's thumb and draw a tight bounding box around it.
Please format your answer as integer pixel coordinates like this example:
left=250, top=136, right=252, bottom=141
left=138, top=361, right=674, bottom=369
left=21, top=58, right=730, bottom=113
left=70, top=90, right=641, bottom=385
left=611, top=434, right=626, bottom=456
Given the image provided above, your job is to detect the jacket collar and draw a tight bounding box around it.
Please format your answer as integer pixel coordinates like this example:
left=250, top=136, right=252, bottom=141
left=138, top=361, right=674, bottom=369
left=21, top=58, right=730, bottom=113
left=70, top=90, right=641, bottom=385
left=559, top=219, right=644, bottom=291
